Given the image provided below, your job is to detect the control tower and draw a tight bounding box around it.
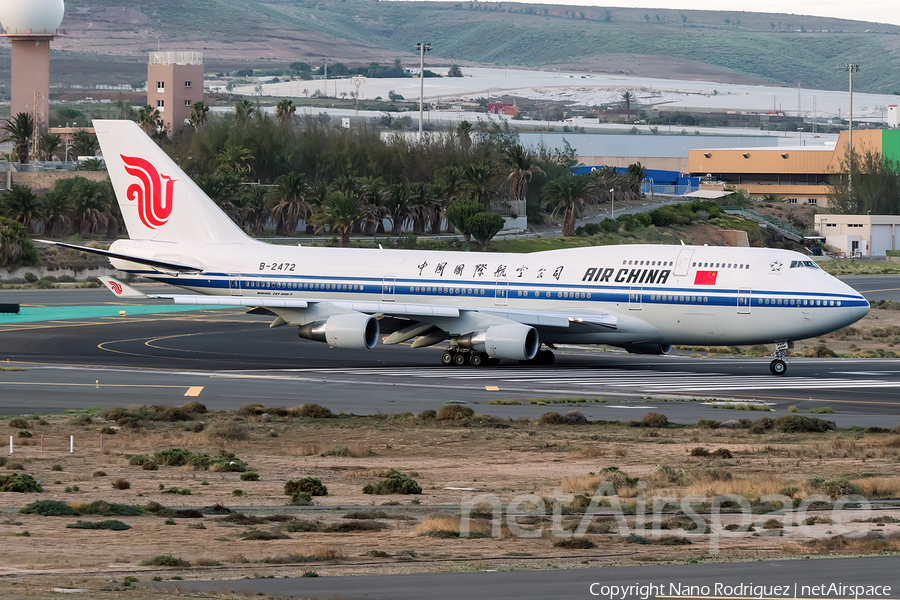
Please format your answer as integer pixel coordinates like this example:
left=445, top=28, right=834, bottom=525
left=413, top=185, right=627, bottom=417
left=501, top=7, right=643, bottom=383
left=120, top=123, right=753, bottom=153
left=0, top=0, right=66, bottom=130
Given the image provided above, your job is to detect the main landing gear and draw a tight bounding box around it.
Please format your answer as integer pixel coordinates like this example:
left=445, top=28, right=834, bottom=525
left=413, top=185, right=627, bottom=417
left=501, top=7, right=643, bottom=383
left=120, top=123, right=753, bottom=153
left=769, top=341, right=791, bottom=376
left=440, top=349, right=500, bottom=367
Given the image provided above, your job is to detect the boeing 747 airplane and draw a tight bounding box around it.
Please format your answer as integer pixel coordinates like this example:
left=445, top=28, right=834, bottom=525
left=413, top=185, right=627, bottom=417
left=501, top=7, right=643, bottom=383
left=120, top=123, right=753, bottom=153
left=42, top=120, right=869, bottom=375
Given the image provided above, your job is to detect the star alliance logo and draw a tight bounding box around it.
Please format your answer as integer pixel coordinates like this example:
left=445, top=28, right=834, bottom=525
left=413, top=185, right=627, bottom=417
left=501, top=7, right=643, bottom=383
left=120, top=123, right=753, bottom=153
left=770, top=260, right=783, bottom=272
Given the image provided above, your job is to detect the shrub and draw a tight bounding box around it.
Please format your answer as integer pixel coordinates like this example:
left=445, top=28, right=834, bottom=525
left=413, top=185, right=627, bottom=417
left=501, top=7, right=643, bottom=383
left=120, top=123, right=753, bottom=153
left=323, top=520, right=388, bottom=533
left=0, top=473, right=42, bottom=493
left=537, top=412, right=565, bottom=425
left=142, top=461, right=159, bottom=471
left=641, top=413, right=668, bottom=428
left=418, top=409, right=437, bottom=420
left=810, top=407, right=835, bottom=414
left=156, top=407, right=192, bottom=422
left=752, top=417, right=775, bottom=430
left=710, top=448, right=733, bottom=459
left=93, top=471, right=107, bottom=477
left=623, top=533, right=652, bottom=544
left=18, top=430, right=32, bottom=438
left=182, top=401, right=207, bottom=414
left=112, top=479, right=131, bottom=490
left=293, top=404, right=333, bottom=419
left=689, top=447, right=710, bottom=457
left=817, top=479, right=862, bottom=499
left=343, top=509, right=388, bottom=520
left=656, top=535, right=692, bottom=545
left=76, top=501, right=142, bottom=516
left=152, top=448, right=194, bottom=467
left=553, top=537, right=596, bottom=549
left=20, top=500, right=79, bottom=516
left=241, top=528, right=289, bottom=541
left=139, top=555, right=190, bottom=567
left=66, top=520, right=131, bottom=531
left=99, top=427, right=116, bottom=435
left=207, top=421, right=249, bottom=441
left=697, top=419, right=719, bottom=429
left=128, top=454, right=149, bottom=466
left=240, top=472, right=259, bottom=481
left=774, top=415, right=835, bottom=433
left=284, top=520, right=321, bottom=533
left=284, top=477, right=328, bottom=497
left=762, top=518, right=782, bottom=529
left=8, top=462, right=25, bottom=471
left=8, top=417, right=30, bottom=429
left=51, top=464, right=63, bottom=472
left=436, top=405, right=474, bottom=421
left=290, top=492, right=314, bottom=505
left=564, top=411, right=588, bottom=425
left=363, top=472, right=422, bottom=495
left=69, top=414, right=93, bottom=426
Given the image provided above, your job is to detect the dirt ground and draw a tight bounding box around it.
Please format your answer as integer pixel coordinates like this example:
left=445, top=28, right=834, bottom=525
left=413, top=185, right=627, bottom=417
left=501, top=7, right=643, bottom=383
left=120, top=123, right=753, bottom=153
left=0, top=404, right=898, bottom=598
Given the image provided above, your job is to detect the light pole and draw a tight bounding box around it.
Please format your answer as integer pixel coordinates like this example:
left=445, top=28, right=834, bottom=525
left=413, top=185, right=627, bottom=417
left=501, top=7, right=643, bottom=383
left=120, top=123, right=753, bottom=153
left=844, top=64, right=860, bottom=202
left=609, top=188, right=615, bottom=219
left=416, top=42, right=431, bottom=142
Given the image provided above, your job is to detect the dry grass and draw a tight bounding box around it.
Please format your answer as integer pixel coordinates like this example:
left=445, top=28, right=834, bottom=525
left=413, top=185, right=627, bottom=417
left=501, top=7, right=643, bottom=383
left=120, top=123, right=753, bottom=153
left=561, top=475, right=603, bottom=494
left=312, top=546, right=345, bottom=560
left=852, top=477, right=900, bottom=499
left=414, top=516, right=511, bottom=538
left=682, top=475, right=808, bottom=501
left=785, top=532, right=900, bottom=555
left=571, top=446, right=604, bottom=459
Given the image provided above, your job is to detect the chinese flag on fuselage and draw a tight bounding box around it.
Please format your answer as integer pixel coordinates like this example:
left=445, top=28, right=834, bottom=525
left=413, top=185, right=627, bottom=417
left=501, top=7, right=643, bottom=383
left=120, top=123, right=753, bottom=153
left=694, top=270, right=718, bottom=285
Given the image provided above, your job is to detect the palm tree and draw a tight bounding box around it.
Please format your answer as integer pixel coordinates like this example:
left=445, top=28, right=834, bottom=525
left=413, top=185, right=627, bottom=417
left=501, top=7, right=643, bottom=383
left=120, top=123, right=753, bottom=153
left=39, top=133, right=62, bottom=161
left=621, top=91, right=634, bottom=121
left=136, top=105, right=160, bottom=134
left=385, top=183, right=412, bottom=235
left=216, top=145, right=254, bottom=175
left=2, top=113, right=34, bottom=164
left=238, top=185, right=271, bottom=235
left=434, top=166, right=465, bottom=234
left=234, top=100, right=254, bottom=122
left=75, top=158, right=106, bottom=172
left=275, top=99, right=296, bottom=126
left=505, top=143, right=545, bottom=205
left=456, top=120, right=473, bottom=153
left=622, top=162, right=647, bottom=200
left=462, top=161, right=496, bottom=206
left=357, top=175, right=386, bottom=235
left=69, top=178, right=116, bottom=236
left=407, top=181, right=432, bottom=235
left=269, top=172, right=309, bottom=235
left=41, top=188, right=73, bottom=238
left=542, top=174, right=595, bottom=237
left=72, top=132, right=99, bottom=158
left=311, top=190, right=370, bottom=247
left=1, top=184, right=42, bottom=232
left=189, top=101, right=210, bottom=130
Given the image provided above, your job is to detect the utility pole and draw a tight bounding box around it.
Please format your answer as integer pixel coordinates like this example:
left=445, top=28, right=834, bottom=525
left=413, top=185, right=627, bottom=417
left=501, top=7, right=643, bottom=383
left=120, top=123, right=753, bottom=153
left=323, top=60, right=328, bottom=99
left=416, top=42, right=431, bottom=142
left=844, top=64, right=860, bottom=203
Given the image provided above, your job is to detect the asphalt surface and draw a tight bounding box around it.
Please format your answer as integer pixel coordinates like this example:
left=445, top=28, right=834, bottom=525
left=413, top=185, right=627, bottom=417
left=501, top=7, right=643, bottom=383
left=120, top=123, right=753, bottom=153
left=147, top=555, right=900, bottom=599
left=0, top=277, right=899, bottom=426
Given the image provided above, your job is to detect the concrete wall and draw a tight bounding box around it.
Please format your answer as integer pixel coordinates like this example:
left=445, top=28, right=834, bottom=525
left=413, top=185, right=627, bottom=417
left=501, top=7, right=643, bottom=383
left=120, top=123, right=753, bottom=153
left=11, top=171, right=108, bottom=192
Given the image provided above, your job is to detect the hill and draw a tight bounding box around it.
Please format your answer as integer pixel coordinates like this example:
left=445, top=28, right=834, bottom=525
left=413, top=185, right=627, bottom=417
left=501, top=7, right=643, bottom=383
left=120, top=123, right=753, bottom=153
left=37, top=0, right=900, bottom=93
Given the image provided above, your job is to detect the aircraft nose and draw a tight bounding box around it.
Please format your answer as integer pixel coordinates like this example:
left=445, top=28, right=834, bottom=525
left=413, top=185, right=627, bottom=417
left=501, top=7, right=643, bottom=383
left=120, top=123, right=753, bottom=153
left=851, top=295, right=870, bottom=320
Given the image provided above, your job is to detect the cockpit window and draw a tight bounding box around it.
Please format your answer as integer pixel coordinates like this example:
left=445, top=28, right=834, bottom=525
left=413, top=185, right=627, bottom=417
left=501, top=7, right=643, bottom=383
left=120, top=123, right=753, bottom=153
left=789, top=260, right=821, bottom=269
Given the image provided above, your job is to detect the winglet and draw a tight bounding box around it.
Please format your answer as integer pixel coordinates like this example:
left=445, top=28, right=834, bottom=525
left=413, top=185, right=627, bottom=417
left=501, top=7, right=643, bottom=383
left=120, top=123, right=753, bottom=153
left=101, top=278, right=148, bottom=299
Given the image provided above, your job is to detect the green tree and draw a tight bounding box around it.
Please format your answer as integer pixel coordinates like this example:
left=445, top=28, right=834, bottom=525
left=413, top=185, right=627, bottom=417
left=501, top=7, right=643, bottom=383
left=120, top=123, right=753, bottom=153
left=1, top=185, right=42, bottom=232
left=447, top=64, right=463, bottom=78
left=542, top=174, right=595, bottom=237
left=445, top=199, right=486, bottom=243
left=311, top=190, right=369, bottom=247
left=39, top=133, right=62, bottom=162
left=462, top=162, right=497, bottom=206
left=41, top=188, right=73, bottom=238
left=433, top=166, right=465, bottom=234
left=0, top=217, right=39, bottom=268
left=2, top=113, right=34, bottom=164
left=505, top=143, right=545, bottom=202
left=72, top=132, right=99, bottom=158
left=136, top=105, right=160, bottom=134
left=385, top=183, right=413, bottom=236
left=75, top=158, right=106, bottom=172
left=828, top=148, right=900, bottom=215
left=275, top=99, right=296, bottom=126
left=216, top=145, right=254, bottom=175
left=237, top=185, right=271, bottom=235
left=234, top=100, right=254, bottom=122
left=189, top=101, right=210, bottom=130
left=621, top=91, right=634, bottom=121
left=270, top=172, right=310, bottom=235
left=466, top=211, right=505, bottom=250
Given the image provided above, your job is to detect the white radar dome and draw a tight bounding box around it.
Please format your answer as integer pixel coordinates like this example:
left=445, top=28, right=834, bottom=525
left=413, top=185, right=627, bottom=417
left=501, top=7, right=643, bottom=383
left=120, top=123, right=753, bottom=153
left=0, top=0, right=65, bottom=35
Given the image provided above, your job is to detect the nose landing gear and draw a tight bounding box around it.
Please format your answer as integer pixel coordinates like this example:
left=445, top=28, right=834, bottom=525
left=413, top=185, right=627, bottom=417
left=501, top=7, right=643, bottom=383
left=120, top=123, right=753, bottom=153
left=769, top=341, right=791, bottom=375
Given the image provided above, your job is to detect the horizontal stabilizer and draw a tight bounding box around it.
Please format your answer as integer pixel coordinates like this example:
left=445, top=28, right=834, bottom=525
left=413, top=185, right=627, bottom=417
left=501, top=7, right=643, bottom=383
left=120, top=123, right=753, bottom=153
left=38, top=240, right=203, bottom=273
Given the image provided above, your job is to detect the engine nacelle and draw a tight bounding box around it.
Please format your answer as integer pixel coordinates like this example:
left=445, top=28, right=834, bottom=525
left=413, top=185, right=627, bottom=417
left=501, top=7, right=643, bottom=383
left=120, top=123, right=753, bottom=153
left=621, top=343, right=673, bottom=355
left=298, top=313, right=380, bottom=350
left=458, top=324, right=539, bottom=361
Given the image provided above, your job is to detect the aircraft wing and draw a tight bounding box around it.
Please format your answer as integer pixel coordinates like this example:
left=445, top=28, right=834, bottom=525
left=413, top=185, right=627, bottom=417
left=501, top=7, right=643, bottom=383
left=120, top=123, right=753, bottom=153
left=39, top=240, right=204, bottom=273
left=99, top=278, right=616, bottom=329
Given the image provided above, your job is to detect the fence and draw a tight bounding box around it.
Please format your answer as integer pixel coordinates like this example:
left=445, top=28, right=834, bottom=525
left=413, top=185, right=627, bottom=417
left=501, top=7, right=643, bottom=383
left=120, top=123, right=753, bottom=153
left=640, top=182, right=699, bottom=196
left=722, top=207, right=806, bottom=243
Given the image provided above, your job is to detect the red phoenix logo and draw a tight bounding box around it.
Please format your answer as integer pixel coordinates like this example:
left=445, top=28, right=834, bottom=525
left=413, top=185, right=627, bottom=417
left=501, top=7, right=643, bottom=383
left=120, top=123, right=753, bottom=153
left=109, top=281, right=123, bottom=295
left=121, top=155, right=176, bottom=229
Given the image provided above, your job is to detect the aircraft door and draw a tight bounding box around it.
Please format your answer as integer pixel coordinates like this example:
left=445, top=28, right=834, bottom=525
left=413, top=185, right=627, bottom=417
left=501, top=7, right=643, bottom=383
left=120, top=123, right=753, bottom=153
left=382, top=277, right=396, bottom=301
left=228, top=273, right=242, bottom=296
left=629, top=285, right=642, bottom=310
left=737, top=288, right=751, bottom=314
left=674, top=249, right=694, bottom=277
left=495, top=279, right=509, bottom=306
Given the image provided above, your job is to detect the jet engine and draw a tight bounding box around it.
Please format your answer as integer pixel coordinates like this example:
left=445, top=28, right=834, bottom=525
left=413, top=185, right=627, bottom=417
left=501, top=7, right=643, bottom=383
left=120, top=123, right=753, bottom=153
left=621, top=343, right=673, bottom=355
left=457, top=324, right=539, bottom=361
left=297, top=313, right=380, bottom=350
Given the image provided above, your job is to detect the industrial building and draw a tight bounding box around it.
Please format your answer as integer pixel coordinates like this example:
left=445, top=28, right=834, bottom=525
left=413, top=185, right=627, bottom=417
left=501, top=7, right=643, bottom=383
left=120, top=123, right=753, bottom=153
left=814, top=214, right=900, bottom=257
left=147, top=52, right=205, bottom=134
left=689, top=129, right=900, bottom=206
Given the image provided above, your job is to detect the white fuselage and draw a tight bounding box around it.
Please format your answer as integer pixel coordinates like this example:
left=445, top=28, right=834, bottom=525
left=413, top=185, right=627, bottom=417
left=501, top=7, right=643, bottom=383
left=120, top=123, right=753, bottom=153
left=110, top=240, right=869, bottom=347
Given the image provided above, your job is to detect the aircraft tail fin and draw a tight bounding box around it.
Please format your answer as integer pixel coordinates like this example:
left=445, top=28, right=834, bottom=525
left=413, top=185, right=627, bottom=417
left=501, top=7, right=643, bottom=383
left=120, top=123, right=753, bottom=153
left=93, top=120, right=250, bottom=245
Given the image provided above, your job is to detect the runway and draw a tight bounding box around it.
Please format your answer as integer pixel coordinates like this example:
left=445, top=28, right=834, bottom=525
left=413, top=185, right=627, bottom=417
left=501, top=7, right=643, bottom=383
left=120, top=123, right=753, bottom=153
left=1, top=277, right=899, bottom=426
left=147, top=555, right=900, bottom=600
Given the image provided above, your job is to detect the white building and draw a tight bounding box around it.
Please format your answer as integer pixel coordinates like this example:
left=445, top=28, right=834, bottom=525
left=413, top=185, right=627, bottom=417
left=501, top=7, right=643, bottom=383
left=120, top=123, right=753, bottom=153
left=815, top=215, right=900, bottom=257
left=889, top=105, right=899, bottom=128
